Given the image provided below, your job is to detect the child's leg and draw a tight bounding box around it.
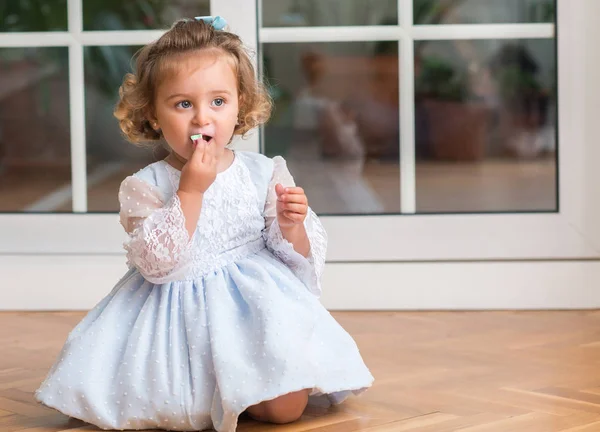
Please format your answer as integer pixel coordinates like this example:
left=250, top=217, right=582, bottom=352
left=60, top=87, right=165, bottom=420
left=246, top=389, right=310, bottom=424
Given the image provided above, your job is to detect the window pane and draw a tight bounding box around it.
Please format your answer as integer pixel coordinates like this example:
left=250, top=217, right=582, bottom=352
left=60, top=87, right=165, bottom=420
left=84, top=46, right=164, bottom=212
left=0, top=47, right=71, bottom=212
left=263, top=42, right=400, bottom=215
left=262, top=0, right=397, bottom=27
left=83, top=0, right=210, bottom=31
left=415, top=38, right=557, bottom=213
left=414, top=0, right=555, bottom=25
left=0, top=1, right=68, bottom=32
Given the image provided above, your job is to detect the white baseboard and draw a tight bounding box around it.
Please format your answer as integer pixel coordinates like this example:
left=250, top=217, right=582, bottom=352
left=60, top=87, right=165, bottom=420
left=2, top=255, right=600, bottom=311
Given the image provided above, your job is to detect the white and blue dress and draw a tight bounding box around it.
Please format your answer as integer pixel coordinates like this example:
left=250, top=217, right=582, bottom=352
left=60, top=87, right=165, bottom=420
left=35, top=151, right=374, bottom=431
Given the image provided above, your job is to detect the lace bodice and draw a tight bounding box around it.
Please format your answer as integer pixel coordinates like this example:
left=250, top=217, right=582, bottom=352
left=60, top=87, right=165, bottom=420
left=118, top=151, right=327, bottom=296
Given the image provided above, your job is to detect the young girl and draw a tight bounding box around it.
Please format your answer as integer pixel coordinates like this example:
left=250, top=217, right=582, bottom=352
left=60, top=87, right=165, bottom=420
left=35, top=16, right=373, bottom=432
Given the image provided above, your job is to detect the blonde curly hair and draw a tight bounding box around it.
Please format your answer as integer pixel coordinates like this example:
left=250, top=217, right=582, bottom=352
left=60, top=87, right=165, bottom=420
left=114, top=18, right=272, bottom=144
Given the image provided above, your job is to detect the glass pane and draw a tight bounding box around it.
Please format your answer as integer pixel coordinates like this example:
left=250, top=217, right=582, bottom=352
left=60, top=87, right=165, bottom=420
left=84, top=46, right=164, bottom=212
left=263, top=42, right=400, bottom=215
left=415, top=38, right=557, bottom=213
left=414, top=0, right=555, bottom=24
left=0, top=1, right=68, bottom=32
left=262, top=0, right=397, bottom=27
left=0, top=47, right=71, bottom=212
left=83, top=0, right=210, bottom=31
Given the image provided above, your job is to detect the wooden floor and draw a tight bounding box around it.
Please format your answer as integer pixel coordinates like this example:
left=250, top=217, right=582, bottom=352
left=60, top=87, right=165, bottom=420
left=2, top=311, right=600, bottom=431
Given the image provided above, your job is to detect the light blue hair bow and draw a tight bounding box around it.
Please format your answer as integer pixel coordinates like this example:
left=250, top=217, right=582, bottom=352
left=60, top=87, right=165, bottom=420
left=194, top=15, right=227, bottom=30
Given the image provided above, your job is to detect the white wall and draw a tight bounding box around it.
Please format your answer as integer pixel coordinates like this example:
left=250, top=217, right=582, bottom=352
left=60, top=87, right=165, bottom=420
left=2, top=256, right=600, bottom=311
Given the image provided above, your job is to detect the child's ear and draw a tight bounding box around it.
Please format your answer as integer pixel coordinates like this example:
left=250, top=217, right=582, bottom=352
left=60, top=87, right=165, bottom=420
left=144, top=107, right=159, bottom=130
left=146, top=118, right=158, bottom=129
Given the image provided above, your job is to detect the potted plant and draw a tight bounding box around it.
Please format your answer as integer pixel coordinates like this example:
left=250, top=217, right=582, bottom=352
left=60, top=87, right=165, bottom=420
left=489, top=43, right=555, bottom=159
left=415, top=55, right=490, bottom=161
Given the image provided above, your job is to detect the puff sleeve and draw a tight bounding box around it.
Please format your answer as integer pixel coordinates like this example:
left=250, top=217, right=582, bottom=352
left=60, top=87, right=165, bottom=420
left=118, top=176, right=194, bottom=283
left=262, top=156, right=328, bottom=297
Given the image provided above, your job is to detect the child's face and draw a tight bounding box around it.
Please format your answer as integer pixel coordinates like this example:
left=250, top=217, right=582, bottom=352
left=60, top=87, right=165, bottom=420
left=153, top=50, right=239, bottom=160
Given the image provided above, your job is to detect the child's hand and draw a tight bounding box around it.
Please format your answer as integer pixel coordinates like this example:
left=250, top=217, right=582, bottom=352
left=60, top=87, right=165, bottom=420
left=179, top=139, right=217, bottom=195
left=276, top=183, right=308, bottom=228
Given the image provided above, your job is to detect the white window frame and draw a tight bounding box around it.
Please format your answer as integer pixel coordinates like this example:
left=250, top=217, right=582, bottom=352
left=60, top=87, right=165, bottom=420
left=1, top=0, right=599, bottom=265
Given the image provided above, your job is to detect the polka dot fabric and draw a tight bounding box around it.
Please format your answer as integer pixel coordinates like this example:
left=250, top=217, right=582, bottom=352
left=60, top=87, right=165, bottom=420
left=35, top=151, right=374, bottom=431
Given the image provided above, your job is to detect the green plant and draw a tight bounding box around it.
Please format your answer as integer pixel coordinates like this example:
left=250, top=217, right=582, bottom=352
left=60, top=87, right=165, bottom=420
left=413, top=0, right=466, bottom=25
left=415, top=0, right=555, bottom=25
left=529, top=1, right=556, bottom=22
left=496, top=65, right=541, bottom=102
left=416, top=56, right=469, bottom=102
left=0, top=1, right=173, bottom=98
left=0, top=0, right=68, bottom=32
left=488, top=42, right=552, bottom=109
left=0, top=0, right=172, bottom=32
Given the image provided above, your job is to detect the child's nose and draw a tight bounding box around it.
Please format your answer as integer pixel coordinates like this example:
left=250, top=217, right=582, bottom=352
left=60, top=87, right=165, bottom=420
left=193, top=107, right=211, bottom=126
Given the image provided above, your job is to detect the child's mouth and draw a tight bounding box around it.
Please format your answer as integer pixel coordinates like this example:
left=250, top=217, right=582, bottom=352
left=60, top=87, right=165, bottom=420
left=190, top=134, right=213, bottom=144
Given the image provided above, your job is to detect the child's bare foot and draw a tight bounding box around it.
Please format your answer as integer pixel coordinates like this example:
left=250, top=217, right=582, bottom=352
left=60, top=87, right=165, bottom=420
left=246, top=389, right=310, bottom=424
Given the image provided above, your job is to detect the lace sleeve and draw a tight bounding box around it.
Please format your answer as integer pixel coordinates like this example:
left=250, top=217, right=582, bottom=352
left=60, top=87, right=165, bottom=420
left=119, top=176, right=194, bottom=284
left=263, top=156, right=328, bottom=297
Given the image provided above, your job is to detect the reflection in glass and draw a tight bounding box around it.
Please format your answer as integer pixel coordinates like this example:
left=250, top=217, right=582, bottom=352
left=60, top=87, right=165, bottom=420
left=415, top=38, right=557, bottom=212
left=0, top=48, right=71, bottom=212
left=263, top=42, right=400, bottom=215
left=262, top=0, right=397, bottom=27
left=84, top=46, right=165, bottom=212
left=83, top=0, right=210, bottom=31
left=414, top=0, right=555, bottom=25
left=0, top=1, right=68, bottom=32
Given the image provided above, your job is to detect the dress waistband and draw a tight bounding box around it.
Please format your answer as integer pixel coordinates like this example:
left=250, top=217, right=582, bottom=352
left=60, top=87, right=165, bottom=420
left=183, top=237, right=267, bottom=281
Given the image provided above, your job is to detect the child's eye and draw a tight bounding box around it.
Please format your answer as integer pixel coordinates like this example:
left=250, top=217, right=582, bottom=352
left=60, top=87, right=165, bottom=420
left=212, top=98, right=225, bottom=107
left=176, top=100, right=192, bottom=109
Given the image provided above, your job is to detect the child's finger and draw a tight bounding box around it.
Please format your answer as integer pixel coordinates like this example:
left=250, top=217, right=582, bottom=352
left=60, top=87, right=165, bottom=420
left=283, top=211, right=305, bottom=223
left=283, top=187, right=304, bottom=195
left=208, top=139, right=217, bottom=156
left=275, top=183, right=285, bottom=197
left=195, top=138, right=205, bottom=149
left=203, top=146, right=213, bottom=165
left=279, top=193, right=307, bottom=205
left=202, top=140, right=214, bottom=164
left=191, top=140, right=206, bottom=162
left=283, top=203, right=307, bottom=214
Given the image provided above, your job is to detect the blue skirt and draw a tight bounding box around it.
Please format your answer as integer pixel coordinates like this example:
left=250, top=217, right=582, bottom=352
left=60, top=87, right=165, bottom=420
left=35, top=248, right=374, bottom=431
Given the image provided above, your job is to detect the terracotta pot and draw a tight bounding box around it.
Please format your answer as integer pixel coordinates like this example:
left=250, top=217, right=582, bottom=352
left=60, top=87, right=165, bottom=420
left=422, top=99, right=490, bottom=161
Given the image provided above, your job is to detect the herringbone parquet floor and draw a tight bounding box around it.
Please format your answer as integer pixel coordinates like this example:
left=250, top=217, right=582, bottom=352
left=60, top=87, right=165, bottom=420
left=2, top=311, right=600, bottom=431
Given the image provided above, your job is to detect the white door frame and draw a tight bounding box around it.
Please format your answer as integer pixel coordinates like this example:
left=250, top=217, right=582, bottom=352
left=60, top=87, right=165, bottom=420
left=1, top=0, right=599, bottom=310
